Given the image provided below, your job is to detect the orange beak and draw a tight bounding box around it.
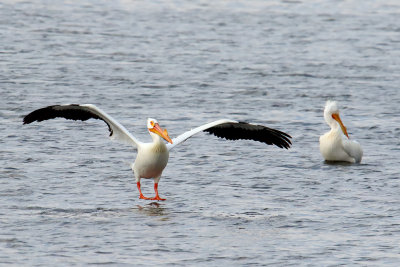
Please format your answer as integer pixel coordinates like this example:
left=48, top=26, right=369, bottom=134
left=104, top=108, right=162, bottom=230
left=150, top=123, right=173, bottom=144
left=332, top=113, right=349, bottom=138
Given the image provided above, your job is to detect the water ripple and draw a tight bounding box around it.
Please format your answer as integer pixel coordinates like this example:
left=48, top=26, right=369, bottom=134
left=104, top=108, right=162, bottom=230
left=1, top=0, right=400, bottom=265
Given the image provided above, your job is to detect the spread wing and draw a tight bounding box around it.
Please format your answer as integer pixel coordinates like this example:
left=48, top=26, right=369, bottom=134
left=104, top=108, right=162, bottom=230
left=167, top=119, right=292, bottom=151
left=23, top=104, right=142, bottom=148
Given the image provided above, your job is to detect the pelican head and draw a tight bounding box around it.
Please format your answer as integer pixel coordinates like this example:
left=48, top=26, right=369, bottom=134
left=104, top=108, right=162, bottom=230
left=147, top=118, right=173, bottom=144
left=324, top=100, right=349, bottom=138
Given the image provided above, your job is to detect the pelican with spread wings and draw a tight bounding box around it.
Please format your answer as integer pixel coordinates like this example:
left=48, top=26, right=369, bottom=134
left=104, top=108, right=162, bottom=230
left=23, top=104, right=292, bottom=200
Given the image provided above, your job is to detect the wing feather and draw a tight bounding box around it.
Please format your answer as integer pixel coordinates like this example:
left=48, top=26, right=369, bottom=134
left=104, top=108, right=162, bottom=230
left=342, top=138, right=363, bottom=163
left=167, top=119, right=291, bottom=151
left=23, top=104, right=141, bottom=148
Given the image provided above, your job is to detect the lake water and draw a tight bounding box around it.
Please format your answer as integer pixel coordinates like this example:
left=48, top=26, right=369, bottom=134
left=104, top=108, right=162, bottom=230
left=1, top=0, right=400, bottom=265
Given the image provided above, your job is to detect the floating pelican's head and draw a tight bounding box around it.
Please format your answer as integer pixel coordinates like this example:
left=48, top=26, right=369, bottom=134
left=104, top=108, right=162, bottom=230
left=147, top=118, right=173, bottom=143
left=324, top=100, right=349, bottom=138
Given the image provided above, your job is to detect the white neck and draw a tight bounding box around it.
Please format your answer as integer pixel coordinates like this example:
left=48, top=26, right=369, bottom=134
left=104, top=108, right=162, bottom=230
left=149, top=131, right=162, bottom=144
left=325, top=113, right=339, bottom=130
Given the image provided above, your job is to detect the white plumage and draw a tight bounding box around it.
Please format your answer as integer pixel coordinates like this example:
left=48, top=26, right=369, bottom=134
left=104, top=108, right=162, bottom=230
left=319, top=101, right=363, bottom=163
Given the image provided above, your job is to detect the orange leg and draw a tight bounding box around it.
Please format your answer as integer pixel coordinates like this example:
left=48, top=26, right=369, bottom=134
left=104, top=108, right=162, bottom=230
left=137, top=182, right=151, bottom=200
left=150, top=183, right=166, bottom=201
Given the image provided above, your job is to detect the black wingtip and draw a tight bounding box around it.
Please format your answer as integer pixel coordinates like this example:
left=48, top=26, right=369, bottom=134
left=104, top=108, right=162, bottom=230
left=22, top=105, right=56, bottom=125
left=23, top=112, right=36, bottom=125
left=204, top=121, right=292, bottom=149
left=22, top=104, right=114, bottom=137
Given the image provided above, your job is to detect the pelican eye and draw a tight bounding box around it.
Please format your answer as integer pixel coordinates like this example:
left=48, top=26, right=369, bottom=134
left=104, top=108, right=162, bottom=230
left=150, top=121, right=155, bottom=127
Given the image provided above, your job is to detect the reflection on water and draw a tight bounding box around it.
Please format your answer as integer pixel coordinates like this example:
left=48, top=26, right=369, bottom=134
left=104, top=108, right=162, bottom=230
left=323, top=161, right=354, bottom=166
left=136, top=202, right=169, bottom=218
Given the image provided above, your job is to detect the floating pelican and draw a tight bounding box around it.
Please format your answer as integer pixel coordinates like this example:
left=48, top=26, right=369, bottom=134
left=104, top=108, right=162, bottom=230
left=319, top=100, right=362, bottom=163
left=23, top=104, right=292, bottom=200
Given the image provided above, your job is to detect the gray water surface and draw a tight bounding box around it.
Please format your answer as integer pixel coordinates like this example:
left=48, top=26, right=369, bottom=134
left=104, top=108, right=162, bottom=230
left=1, top=0, right=400, bottom=265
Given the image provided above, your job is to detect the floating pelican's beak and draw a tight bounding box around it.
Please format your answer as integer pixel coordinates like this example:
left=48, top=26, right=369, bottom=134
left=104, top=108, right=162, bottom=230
left=150, top=123, right=173, bottom=144
left=332, top=113, right=349, bottom=138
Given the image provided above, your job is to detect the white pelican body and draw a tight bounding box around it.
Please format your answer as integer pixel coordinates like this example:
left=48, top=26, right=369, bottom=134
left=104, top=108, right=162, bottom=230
left=319, top=101, right=363, bottom=163
left=133, top=135, right=169, bottom=180
left=23, top=104, right=292, bottom=200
